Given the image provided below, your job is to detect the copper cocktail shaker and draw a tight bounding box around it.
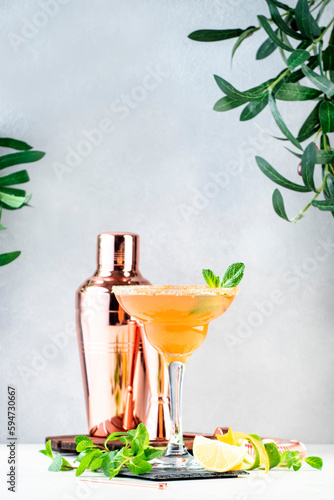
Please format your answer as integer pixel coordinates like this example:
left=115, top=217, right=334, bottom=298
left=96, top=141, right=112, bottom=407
left=76, top=232, right=170, bottom=439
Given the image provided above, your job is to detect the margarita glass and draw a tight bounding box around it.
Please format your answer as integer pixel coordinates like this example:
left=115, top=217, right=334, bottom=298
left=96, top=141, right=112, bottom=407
left=113, top=284, right=239, bottom=469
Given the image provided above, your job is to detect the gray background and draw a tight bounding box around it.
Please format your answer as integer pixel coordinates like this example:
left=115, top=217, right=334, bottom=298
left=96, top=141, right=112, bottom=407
left=0, top=0, right=333, bottom=444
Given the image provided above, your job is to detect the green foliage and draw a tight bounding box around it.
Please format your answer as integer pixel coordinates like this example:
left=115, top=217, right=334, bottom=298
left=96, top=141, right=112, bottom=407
left=280, top=451, right=323, bottom=471
left=220, top=263, right=245, bottom=287
left=188, top=29, right=251, bottom=42
left=75, top=436, right=95, bottom=452
left=39, top=440, right=54, bottom=460
left=280, top=450, right=302, bottom=471
left=202, top=269, right=220, bottom=287
left=40, top=424, right=164, bottom=480
left=257, top=35, right=278, bottom=59
left=304, top=456, right=323, bottom=470
left=188, top=0, right=334, bottom=223
left=202, top=263, right=245, bottom=288
left=0, top=138, right=45, bottom=265
left=255, top=156, right=309, bottom=191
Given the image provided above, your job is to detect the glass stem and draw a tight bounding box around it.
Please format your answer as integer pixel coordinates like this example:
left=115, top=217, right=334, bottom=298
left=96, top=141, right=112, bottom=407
left=165, top=361, right=188, bottom=457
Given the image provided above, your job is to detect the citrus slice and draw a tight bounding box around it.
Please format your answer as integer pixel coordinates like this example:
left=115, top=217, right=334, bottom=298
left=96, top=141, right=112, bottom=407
left=193, top=436, right=247, bottom=472
left=264, top=442, right=281, bottom=469
left=226, top=432, right=270, bottom=473
left=217, top=427, right=236, bottom=446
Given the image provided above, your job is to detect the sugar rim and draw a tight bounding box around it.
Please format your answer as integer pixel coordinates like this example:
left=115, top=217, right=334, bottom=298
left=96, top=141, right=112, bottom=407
left=112, top=285, right=239, bottom=296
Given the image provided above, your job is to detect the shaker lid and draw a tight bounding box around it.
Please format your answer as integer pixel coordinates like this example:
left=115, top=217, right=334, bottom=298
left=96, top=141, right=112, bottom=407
left=97, top=232, right=139, bottom=272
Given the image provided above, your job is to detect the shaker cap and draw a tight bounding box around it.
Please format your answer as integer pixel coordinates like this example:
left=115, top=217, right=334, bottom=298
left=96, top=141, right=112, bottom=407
left=97, top=232, right=139, bottom=272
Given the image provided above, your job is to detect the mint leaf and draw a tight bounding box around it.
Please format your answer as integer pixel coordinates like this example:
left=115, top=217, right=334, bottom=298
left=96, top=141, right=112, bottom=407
left=104, top=432, right=129, bottom=449
left=220, top=262, right=245, bottom=287
left=144, top=447, right=164, bottom=461
left=75, top=450, right=101, bottom=477
left=61, top=457, right=74, bottom=472
left=75, top=436, right=95, bottom=452
left=128, top=457, right=153, bottom=475
left=280, top=451, right=301, bottom=471
left=48, top=453, right=63, bottom=472
left=292, top=460, right=302, bottom=471
left=90, top=456, right=105, bottom=471
left=202, top=269, right=220, bottom=287
left=280, top=451, right=290, bottom=463
left=39, top=440, right=54, bottom=460
left=128, top=423, right=150, bottom=452
left=118, top=435, right=132, bottom=446
left=305, top=456, right=323, bottom=470
left=102, top=453, right=117, bottom=477
left=108, top=468, right=120, bottom=479
left=74, top=451, right=89, bottom=463
left=114, top=447, right=132, bottom=463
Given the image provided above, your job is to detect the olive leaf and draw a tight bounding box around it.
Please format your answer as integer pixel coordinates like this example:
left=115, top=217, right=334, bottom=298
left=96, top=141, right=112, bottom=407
left=268, top=91, right=303, bottom=150
left=322, top=45, right=334, bottom=71
left=272, top=189, right=291, bottom=221
left=302, top=64, right=334, bottom=98
left=312, top=199, right=334, bottom=210
left=287, top=49, right=310, bottom=70
left=266, top=1, right=306, bottom=41
left=232, top=27, right=259, bottom=59
left=213, top=96, right=247, bottom=112
left=256, top=156, right=310, bottom=192
left=188, top=29, right=249, bottom=42
left=0, top=251, right=21, bottom=267
left=319, top=101, right=334, bottom=134
left=297, top=102, right=321, bottom=142
left=0, top=151, right=45, bottom=170
left=301, top=142, right=317, bottom=192
left=258, top=15, right=294, bottom=51
left=240, top=94, right=268, bottom=121
left=0, top=138, right=45, bottom=266
left=0, top=138, right=32, bottom=150
left=295, top=0, right=320, bottom=40
left=275, top=82, right=321, bottom=100
left=256, top=35, right=278, bottom=59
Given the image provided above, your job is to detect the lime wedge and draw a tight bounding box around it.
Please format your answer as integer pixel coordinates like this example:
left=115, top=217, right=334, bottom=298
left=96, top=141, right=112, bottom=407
left=264, top=442, right=281, bottom=469
left=217, top=431, right=270, bottom=473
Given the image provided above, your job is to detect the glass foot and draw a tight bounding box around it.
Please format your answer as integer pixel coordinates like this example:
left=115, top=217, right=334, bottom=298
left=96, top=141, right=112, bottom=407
left=151, top=452, right=202, bottom=469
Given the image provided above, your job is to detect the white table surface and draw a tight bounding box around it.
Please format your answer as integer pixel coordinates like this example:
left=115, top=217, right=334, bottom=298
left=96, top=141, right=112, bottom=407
left=1, top=444, right=333, bottom=500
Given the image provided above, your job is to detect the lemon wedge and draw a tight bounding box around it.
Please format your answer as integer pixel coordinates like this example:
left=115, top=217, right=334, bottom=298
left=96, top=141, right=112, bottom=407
left=193, top=436, right=247, bottom=472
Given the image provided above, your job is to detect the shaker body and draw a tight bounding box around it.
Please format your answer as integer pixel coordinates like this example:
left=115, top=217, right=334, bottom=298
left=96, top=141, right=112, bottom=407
left=76, top=232, right=170, bottom=439
left=77, top=280, right=149, bottom=436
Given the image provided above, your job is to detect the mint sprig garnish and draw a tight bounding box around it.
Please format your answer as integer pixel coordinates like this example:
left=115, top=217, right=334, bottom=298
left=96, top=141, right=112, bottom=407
left=280, top=450, right=323, bottom=471
left=39, top=423, right=164, bottom=478
left=202, top=262, right=245, bottom=288
left=304, top=456, right=323, bottom=470
left=202, top=269, right=220, bottom=287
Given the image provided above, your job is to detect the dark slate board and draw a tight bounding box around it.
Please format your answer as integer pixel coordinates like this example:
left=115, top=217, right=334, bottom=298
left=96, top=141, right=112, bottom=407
left=118, top=468, right=248, bottom=481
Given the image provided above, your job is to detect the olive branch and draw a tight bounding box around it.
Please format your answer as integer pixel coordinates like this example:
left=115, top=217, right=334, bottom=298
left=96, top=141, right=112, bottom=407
left=189, top=0, right=334, bottom=222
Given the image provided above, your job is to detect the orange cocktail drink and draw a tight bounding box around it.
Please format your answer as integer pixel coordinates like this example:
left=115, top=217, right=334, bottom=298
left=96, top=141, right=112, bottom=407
left=113, top=284, right=239, bottom=469
left=113, top=285, right=237, bottom=364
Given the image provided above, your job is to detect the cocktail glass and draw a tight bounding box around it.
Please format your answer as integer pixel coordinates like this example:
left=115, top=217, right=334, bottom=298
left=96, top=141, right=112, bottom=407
left=113, top=284, right=239, bottom=469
